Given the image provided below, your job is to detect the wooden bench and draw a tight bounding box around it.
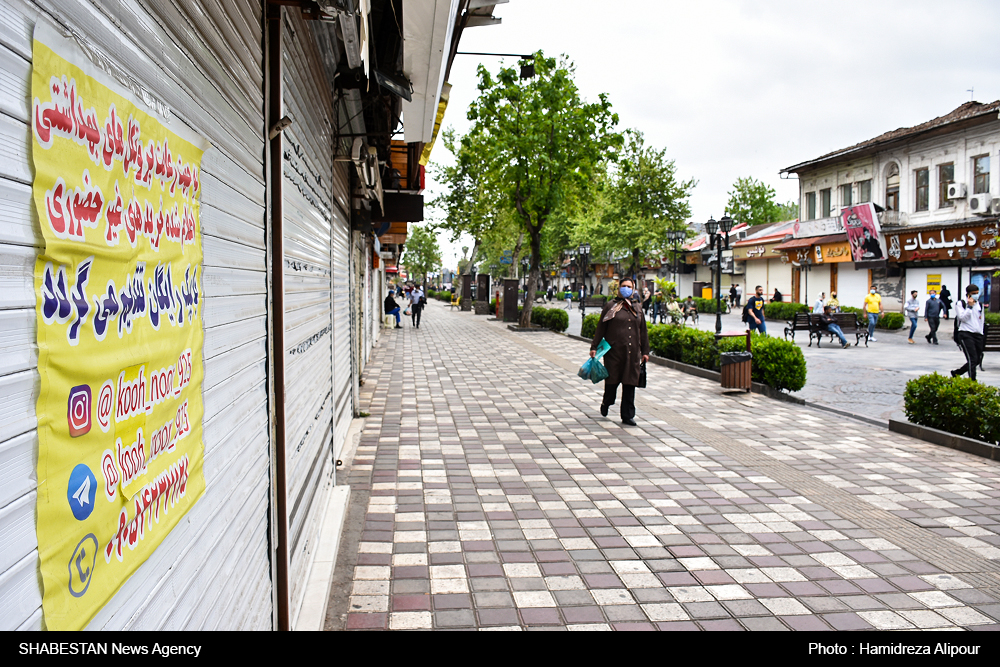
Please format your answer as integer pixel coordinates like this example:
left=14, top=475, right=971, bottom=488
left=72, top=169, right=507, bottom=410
left=985, top=323, right=1000, bottom=352
left=811, top=313, right=869, bottom=348
left=783, top=312, right=815, bottom=342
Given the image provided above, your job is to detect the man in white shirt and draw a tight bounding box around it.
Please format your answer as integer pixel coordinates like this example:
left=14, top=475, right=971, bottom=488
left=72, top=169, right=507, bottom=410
left=409, top=285, right=425, bottom=328
left=813, top=292, right=826, bottom=314
left=951, top=284, right=985, bottom=380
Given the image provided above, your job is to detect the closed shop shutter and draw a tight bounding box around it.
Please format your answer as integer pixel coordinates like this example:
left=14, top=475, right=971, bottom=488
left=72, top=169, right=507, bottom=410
left=280, top=9, right=335, bottom=621
left=332, top=194, right=352, bottom=459
left=0, top=0, right=272, bottom=630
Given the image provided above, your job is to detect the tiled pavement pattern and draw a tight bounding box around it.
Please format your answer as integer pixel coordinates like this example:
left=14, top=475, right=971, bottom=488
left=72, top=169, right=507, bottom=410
left=329, top=302, right=1000, bottom=631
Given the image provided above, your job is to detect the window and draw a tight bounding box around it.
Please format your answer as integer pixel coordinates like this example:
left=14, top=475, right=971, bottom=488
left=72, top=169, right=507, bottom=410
left=858, top=180, right=872, bottom=203
left=915, top=168, right=929, bottom=211
left=840, top=183, right=852, bottom=208
left=973, top=155, right=990, bottom=194
left=821, top=188, right=831, bottom=217
left=885, top=163, right=900, bottom=211
left=938, top=163, right=954, bottom=208
left=806, top=192, right=816, bottom=220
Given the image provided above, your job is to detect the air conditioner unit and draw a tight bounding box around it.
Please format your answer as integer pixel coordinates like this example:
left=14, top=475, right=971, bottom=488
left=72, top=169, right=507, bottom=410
left=969, top=192, right=993, bottom=215
left=947, top=183, right=967, bottom=199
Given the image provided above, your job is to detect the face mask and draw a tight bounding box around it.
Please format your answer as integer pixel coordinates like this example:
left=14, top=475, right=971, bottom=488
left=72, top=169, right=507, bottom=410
left=619, top=286, right=633, bottom=299
left=931, top=295, right=937, bottom=299
left=970, top=294, right=979, bottom=302
left=870, top=290, right=876, bottom=295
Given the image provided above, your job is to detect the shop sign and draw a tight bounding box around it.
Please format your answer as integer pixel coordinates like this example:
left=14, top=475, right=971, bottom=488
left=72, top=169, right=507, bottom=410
left=886, top=223, right=999, bottom=262
left=793, top=217, right=844, bottom=238
left=733, top=243, right=776, bottom=260
left=843, top=204, right=885, bottom=261
left=31, top=25, right=208, bottom=630
left=814, top=242, right=852, bottom=263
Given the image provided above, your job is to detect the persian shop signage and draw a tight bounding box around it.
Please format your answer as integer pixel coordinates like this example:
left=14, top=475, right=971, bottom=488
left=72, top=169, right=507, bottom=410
left=886, top=224, right=999, bottom=262
left=813, top=242, right=852, bottom=264
left=732, top=242, right=778, bottom=261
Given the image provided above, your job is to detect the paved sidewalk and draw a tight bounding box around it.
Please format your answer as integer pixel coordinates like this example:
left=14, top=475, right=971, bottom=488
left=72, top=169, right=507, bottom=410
left=326, top=301, right=1000, bottom=631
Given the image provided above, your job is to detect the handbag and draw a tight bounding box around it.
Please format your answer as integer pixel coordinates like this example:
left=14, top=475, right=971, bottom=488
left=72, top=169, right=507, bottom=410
left=637, top=361, right=647, bottom=388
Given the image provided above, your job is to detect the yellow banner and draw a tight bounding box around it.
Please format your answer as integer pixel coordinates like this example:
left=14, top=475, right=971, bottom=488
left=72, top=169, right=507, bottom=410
left=32, top=26, right=207, bottom=630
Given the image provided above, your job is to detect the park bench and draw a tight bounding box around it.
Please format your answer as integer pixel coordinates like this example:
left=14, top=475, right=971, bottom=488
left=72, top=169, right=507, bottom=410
left=783, top=312, right=814, bottom=342
left=985, top=323, right=1000, bottom=353
left=811, top=312, right=869, bottom=348
left=584, top=296, right=607, bottom=309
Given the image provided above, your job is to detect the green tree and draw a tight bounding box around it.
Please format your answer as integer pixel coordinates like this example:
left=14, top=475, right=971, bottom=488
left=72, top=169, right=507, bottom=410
left=400, top=224, right=441, bottom=289
left=725, top=177, right=783, bottom=226
left=466, top=52, right=621, bottom=327
left=573, top=130, right=695, bottom=277
left=777, top=200, right=799, bottom=221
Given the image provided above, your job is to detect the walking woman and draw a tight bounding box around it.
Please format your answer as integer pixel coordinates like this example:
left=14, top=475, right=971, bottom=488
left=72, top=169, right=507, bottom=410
left=590, top=277, right=649, bottom=426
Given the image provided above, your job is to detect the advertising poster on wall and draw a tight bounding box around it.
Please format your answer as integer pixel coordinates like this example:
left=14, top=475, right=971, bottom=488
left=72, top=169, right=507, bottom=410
left=31, top=25, right=208, bottom=630
left=842, top=203, right=885, bottom=261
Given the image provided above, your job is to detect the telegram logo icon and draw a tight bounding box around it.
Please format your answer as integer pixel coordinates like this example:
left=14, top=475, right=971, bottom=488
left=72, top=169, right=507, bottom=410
left=67, top=464, right=97, bottom=521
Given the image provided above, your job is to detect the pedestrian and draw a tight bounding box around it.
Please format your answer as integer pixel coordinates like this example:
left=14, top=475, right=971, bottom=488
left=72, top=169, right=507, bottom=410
left=729, top=284, right=737, bottom=309
left=827, top=292, right=840, bottom=312
left=597, top=280, right=603, bottom=295
left=642, top=287, right=652, bottom=316
left=409, top=284, right=425, bottom=328
left=951, top=284, right=985, bottom=380
left=384, top=292, right=402, bottom=329
left=940, top=284, right=952, bottom=319
left=863, top=287, right=882, bottom=342
left=905, top=290, right=920, bottom=344
left=735, top=283, right=742, bottom=308
left=819, top=305, right=850, bottom=348
left=813, top=291, right=826, bottom=314
left=743, top=285, right=767, bottom=335
left=564, top=288, right=572, bottom=310
left=924, top=289, right=942, bottom=344
left=590, top=277, right=649, bottom=427
left=579, top=285, right=587, bottom=315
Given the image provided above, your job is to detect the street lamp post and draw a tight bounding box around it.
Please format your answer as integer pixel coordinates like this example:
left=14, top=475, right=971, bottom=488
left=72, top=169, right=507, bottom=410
left=705, top=215, right=735, bottom=335
left=578, top=243, right=591, bottom=296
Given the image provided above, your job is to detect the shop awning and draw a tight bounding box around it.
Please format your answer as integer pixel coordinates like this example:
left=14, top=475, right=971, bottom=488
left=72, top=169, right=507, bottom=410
left=773, top=237, right=816, bottom=251
left=385, top=265, right=399, bottom=274
left=812, top=234, right=849, bottom=245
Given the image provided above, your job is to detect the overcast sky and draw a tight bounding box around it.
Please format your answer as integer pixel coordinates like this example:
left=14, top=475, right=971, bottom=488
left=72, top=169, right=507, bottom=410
left=419, top=0, right=1000, bottom=271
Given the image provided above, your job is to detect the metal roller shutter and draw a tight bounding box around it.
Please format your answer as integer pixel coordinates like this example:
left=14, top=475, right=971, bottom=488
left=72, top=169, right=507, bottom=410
left=279, top=8, right=336, bottom=623
left=331, top=193, right=352, bottom=459
left=0, top=0, right=271, bottom=630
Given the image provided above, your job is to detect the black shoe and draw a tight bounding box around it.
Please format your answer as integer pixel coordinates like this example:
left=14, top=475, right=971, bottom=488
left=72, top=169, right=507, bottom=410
left=395, top=324, right=402, bottom=329
left=925, top=335, right=931, bottom=343
left=600, top=404, right=608, bottom=417
left=932, top=340, right=938, bottom=345
left=621, top=419, right=637, bottom=426
left=951, top=369, right=961, bottom=377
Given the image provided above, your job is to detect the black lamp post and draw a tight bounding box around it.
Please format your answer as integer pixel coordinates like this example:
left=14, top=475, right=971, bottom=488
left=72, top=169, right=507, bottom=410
left=578, top=243, right=591, bottom=295
left=666, top=230, right=685, bottom=293
left=706, top=215, right=735, bottom=334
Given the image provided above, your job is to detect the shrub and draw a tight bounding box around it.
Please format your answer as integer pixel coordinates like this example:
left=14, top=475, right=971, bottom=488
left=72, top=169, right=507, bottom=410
left=546, top=308, right=569, bottom=332
left=581, top=313, right=599, bottom=339
left=878, top=312, right=905, bottom=330
left=904, top=374, right=1000, bottom=445
left=986, top=312, right=1000, bottom=327
left=763, top=302, right=809, bottom=321
left=647, top=324, right=807, bottom=392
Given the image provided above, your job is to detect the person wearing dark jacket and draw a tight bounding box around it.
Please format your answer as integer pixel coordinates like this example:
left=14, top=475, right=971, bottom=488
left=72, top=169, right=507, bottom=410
left=384, top=293, right=402, bottom=328
left=819, top=306, right=849, bottom=348
left=590, top=277, right=650, bottom=426
left=939, top=285, right=952, bottom=319
left=924, top=290, right=943, bottom=344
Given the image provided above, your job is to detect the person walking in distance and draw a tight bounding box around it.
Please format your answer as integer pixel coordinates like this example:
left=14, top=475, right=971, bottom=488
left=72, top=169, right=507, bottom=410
left=743, top=285, right=767, bottom=335
left=729, top=284, right=738, bottom=309
left=905, top=290, right=920, bottom=344
left=564, top=287, right=573, bottom=310
left=939, top=284, right=952, bottom=319
left=863, top=287, right=882, bottom=342
left=409, top=284, right=425, bottom=328
left=951, top=284, right=986, bottom=380
left=924, top=289, right=942, bottom=344
left=813, top=292, right=826, bottom=314
left=735, top=283, right=742, bottom=309
left=590, top=277, right=649, bottom=427
left=579, top=285, right=588, bottom=316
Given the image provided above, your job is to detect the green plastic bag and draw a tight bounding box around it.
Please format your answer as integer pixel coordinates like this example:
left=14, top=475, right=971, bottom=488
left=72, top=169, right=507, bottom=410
left=589, top=358, right=609, bottom=383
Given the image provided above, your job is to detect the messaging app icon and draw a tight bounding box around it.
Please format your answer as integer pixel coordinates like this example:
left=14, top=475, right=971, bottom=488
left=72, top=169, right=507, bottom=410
left=69, top=533, right=98, bottom=598
left=67, top=464, right=97, bottom=521
left=68, top=384, right=92, bottom=437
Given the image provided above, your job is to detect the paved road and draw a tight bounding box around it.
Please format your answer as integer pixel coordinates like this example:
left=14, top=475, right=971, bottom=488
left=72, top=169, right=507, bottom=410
left=325, top=301, right=1000, bottom=631
left=551, top=300, right=1000, bottom=423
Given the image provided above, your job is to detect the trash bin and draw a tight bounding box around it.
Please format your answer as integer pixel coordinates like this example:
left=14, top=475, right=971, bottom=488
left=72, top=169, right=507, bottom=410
left=720, top=351, right=752, bottom=391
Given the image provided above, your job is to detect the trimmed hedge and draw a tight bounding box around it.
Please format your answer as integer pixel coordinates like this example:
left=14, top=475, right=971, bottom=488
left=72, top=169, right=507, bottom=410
left=985, top=312, right=999, bottom=327
left=515, top=306, right=569, bottom=332
left=647, top=324, right=807, bottom=392
left=763, top=302, right=810, bottom=320
left=904, top=374, right=1000, bottom=445
left=841, top=306, right=905, bottom=330
left=581, top=313, right=599, bottom=339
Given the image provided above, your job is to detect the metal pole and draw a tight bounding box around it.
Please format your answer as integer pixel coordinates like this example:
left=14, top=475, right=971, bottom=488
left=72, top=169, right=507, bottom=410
left=715, top=236, right=723, bottom=335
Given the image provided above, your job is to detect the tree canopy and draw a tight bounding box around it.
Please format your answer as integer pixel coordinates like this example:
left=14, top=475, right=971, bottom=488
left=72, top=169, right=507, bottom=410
left=400, top=224, right=441, bottom=287
left=725, top=177, right=784, bottom=226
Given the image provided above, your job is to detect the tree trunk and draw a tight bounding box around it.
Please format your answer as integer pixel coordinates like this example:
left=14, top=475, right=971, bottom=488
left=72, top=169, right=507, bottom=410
left=518, top=229, right=543, bottom=327
left=508, top=232, right=524, bottom=279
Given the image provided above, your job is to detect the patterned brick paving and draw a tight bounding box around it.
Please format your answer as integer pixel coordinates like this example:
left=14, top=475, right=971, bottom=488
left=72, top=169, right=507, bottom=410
left=330, top=302, right=1000, bottom=631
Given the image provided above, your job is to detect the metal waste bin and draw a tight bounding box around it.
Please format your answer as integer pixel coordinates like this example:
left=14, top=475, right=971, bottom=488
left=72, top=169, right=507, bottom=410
left=720, top=352, right=752, bottom=391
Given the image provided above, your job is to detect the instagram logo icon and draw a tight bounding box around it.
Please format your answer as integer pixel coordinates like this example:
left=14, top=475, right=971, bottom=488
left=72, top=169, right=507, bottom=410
left=67, top=385, right=92, bottom=437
